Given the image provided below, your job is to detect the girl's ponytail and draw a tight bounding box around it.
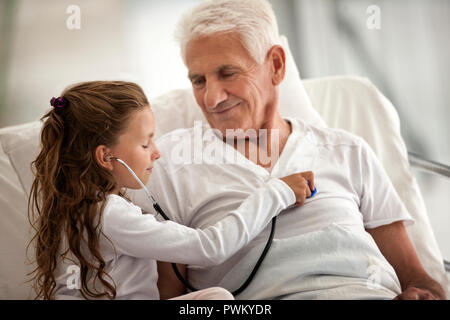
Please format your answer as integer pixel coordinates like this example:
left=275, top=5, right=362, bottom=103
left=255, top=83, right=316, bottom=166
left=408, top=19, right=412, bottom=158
left=28, top=81, right=149, bottom=299
left=28, top=105, right=68, bottom=300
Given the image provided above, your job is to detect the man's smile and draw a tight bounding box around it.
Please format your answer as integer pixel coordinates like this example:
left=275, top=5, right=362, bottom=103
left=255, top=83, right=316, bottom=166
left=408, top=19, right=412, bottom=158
left=213, top=102, right=241, bottom=114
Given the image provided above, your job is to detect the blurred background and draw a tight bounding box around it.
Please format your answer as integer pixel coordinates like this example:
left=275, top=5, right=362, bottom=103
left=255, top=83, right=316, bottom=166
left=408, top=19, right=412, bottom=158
left=0, top=0, right=449, bottom=259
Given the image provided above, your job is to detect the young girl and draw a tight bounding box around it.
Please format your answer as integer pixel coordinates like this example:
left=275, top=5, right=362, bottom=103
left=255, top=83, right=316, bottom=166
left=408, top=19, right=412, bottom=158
left=28, top=81, right=312, bottom=300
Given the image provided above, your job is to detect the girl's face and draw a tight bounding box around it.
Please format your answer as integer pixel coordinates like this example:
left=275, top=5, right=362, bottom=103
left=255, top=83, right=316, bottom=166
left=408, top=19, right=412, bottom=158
left=109, top=106, right=160, bottom=191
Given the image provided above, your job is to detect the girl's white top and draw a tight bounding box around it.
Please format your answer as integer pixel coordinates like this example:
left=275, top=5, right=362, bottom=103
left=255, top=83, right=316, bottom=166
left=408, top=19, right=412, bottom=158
left=53, top=178, right=294, bottom=299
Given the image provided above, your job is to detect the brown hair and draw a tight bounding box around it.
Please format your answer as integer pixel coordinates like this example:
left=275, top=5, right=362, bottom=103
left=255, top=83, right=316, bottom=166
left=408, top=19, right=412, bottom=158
left=28, top=81, right=149, bottom=299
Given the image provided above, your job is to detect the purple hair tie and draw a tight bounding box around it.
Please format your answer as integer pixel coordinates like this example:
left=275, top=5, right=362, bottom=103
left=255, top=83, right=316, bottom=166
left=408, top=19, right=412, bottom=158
left=50, top=96, right=68, bottom=108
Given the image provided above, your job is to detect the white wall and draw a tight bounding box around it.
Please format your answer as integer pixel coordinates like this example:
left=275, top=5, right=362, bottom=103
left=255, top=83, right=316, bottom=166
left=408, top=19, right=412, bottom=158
left=1, top=0, right=200, bottom=127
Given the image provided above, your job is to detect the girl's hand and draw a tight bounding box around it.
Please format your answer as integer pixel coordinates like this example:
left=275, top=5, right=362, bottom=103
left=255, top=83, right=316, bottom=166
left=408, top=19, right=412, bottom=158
left=280, top=171, right=315, bottom=207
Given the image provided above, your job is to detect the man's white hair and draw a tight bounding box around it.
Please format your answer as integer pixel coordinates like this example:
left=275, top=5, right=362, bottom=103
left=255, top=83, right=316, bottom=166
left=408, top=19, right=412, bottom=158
left=175, top=0, right=281, bottom=65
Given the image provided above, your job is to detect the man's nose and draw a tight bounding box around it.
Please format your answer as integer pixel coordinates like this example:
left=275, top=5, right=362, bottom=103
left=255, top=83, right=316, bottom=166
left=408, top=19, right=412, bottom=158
left=204, top=79, right=227, bottom=110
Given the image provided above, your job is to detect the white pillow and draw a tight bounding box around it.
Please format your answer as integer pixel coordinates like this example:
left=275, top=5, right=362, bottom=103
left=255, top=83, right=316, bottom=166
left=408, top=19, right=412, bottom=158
left=0, top=143, right=34, bottom=299
left=278, top=36, right=326, bottom=128
left=0, top=122, right=42, bottom=196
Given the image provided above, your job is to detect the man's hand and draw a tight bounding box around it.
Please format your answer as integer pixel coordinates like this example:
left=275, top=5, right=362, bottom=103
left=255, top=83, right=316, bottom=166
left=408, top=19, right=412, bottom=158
left=394, top=276, right=446, bottom=300
left=366, top=221, right=446, bottom=300
left=280, top=171, right=315, bottom=207
left=394, top=287, right=437, bottom=300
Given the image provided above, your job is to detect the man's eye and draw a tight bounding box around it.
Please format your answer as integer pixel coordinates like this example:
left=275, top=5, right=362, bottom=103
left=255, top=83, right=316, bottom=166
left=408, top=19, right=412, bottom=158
left=222, top=73, right=235, bottom=78
left=191, top=77, right=205, bottom=87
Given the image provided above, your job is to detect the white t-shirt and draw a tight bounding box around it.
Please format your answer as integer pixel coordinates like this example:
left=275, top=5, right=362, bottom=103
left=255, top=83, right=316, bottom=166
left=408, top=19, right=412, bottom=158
left=53, top=178, right=295, bottom=300
left=130, top=118, right=414, bottom=299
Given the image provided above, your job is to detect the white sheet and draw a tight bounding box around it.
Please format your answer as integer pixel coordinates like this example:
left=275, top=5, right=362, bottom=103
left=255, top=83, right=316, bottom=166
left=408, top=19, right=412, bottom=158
left=217, top=223, right=400, bottom=300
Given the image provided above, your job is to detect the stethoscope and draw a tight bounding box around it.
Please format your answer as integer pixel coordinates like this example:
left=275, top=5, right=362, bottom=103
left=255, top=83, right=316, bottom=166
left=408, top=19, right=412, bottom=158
left=110, top=156, right=171, bottom=220
left=110, top=156, right=316, bottom=295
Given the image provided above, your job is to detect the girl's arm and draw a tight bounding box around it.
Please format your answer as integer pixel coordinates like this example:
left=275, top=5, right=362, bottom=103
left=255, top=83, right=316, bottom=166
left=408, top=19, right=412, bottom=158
left=102, top=177, right=295, bottom=266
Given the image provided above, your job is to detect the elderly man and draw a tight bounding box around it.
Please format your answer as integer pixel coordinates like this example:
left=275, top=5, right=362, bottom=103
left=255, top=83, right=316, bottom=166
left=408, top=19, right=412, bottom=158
left=131, top=0, right=445, bottom=300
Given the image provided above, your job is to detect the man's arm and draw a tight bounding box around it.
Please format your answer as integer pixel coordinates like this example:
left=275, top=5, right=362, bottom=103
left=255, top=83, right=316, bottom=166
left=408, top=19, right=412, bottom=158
left=366, top=221, right=446, bottom=300
left=157, top=261, right=187, bottom=299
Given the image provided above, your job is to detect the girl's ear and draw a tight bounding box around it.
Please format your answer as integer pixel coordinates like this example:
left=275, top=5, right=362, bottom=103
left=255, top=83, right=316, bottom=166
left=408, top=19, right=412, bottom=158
left=95, top=145, right=114, bottom=171
left=267, top=45, right=286, bottom=86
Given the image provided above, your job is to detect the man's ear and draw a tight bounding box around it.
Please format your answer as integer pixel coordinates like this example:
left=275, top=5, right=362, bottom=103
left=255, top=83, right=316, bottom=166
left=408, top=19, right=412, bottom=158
left=95, top=145, right=114, bottom=171
left=267, top=45, right=286, bottom=86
